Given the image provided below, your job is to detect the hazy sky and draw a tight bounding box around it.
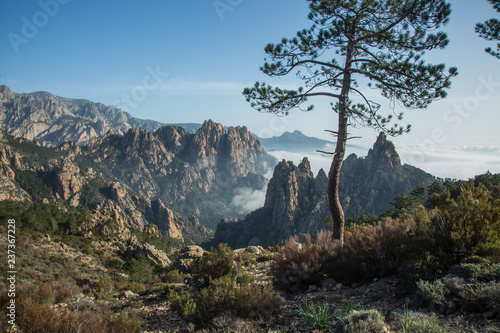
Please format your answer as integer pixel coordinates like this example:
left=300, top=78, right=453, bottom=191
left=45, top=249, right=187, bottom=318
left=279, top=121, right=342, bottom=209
left=1, top=0, right=499, bottom=179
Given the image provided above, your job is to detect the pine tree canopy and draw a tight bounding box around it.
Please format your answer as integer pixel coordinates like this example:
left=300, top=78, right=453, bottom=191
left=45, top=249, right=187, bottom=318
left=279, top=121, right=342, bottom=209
left=243, top=0, right=458, bottom=136
left=477, top=0, right=500, bottom=59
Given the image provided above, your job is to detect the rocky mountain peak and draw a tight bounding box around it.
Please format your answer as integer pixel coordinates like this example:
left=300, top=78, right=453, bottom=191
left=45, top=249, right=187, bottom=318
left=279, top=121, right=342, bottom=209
left=194, top=119, right=225, bottom=149
left=155, top=125, right=190, bottom=154
left=212, top=157, right=330, bottom=248
left=366, top=132, right=401, bottom=171
left=298, top=157, right=312, bottom=176
left=0, top=85, right=14, bottom=100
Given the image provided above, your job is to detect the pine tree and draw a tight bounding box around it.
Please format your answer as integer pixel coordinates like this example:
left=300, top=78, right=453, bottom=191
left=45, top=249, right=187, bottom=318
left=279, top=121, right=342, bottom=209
left=476, top=0, right=500, bottom=59
left=243, top=0, right=457, bottom=244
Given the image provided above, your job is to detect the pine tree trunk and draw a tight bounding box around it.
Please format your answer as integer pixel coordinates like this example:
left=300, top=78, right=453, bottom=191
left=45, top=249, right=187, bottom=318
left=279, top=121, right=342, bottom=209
left=328, top=43, right=353, bottom=245
left=328, top=103, right=348, bottom=245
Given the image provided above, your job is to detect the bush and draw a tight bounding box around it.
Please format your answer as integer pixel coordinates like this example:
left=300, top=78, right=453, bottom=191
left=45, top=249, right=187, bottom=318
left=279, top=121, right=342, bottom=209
left=190, top=243, right=235, bottom=287
left=431, top=182, right=500, bottom=263
left=170, top=275, right=281, bottom=326
left=416, top=279, right=445, bottom=310
left=169, top=289, right=197, bottom=320
left=271, top=231, right=338, bottom=291
left=93, top=279, right=116, bottom=299
left=337, top=309, right=386, bottom=333
left=271, top=219, right=418, bottom=289
left=327, top=218, right=418, bottom=284
left=449, top=257, right=500, bottom=282
left=462, top=281, right=500, bottom=317
left=398, top=310, right=448, bottom=333
left=1, top=282, right=140, bottom=333
left=124, top=254, right=154, bottom=284
left=164, top=269, right=186, bottom=284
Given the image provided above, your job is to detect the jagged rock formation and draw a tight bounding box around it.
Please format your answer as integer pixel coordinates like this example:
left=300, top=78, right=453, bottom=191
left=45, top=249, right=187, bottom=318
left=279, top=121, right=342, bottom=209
left=0, top=85, right=165, bottom=146
left=77, top=120, right=276, bottom=228
left=339, top=133, right=436, bottom=219
left=211, top=157, right=330, bottom=248
left=211, top=133, right=435, bottom=248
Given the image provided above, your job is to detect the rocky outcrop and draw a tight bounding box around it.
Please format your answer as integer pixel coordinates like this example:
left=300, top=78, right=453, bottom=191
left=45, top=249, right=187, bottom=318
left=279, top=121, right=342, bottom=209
left=211, top=157, right=330, bottom=248
left=211, top=133, right=436, bottom=248
left=0, top=131, right=32, bottom=201
left=138, top=243, right=172, bottom=267
left=173, top=245, right=204, bottom=272
left=146, top=199, right=184, bottom=240
left=0, top=85, right=165, bottom=146
left=55, top=158, right=84, bottom=204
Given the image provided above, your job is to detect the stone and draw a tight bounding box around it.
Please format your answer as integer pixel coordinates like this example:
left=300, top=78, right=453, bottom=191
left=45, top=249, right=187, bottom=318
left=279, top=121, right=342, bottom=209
left=390, top=309, right=405, bottom=322
left=174, top=245, right=205, bottom=272
left=321, top=278, right=337, bottom=289
left=483, top=311, right=494, bottom=319
left=122, top=290, right=139, bottom=299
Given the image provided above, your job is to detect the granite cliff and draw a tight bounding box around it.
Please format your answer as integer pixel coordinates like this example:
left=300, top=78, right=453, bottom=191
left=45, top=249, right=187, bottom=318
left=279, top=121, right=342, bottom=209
left=211, top=133, right=435, bottom=248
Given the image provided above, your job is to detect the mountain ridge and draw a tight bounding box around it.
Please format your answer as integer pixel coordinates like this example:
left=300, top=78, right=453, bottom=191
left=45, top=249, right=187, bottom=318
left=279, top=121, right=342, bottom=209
left=0, top=85, right=166, bottom=146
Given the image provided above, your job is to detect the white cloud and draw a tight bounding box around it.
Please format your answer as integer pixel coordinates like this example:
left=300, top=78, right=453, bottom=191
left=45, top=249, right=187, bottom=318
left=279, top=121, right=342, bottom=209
left=231, top=186, right=267, bottom=215
left=269, top=143, right=500, bottom=181
left=396, top=143, right=500, bottom=180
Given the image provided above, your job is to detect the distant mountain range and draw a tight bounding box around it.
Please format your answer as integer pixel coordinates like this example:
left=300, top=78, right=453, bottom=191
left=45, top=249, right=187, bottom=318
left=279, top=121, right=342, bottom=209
left=257, top=130, right=333, bottom=152
left=0, top=85, right=166, bottom=146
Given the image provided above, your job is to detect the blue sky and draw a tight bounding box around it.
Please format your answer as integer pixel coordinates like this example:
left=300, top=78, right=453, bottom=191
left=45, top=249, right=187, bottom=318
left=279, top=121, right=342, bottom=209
left=1, top=0, right=500, bottom=179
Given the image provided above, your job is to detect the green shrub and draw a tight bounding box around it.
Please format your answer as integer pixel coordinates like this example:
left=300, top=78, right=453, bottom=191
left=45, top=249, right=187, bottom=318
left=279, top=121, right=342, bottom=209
left=449, top=257, right=500, bottom=282
left=416, top=279, right=445, bottom=309
left=338, top=309, right=386, bottom=333
left=123, top=282, right=146, bottom=294
left=462, top=281, right=500, bottom=317
left=169, top=289, right=197, bottom=320
left=164, top=269, right=186, bottom=284
left=170, top=275, right=281, bottom=326
left=94, top=279, right=116, bottom=299
left=190, top=243, right=235, bottom=287
left=398, top=310, right=448, bottom=333
left=124, top=254, right=154, bottom=284
left=431, top=182, right=500, bottom=263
